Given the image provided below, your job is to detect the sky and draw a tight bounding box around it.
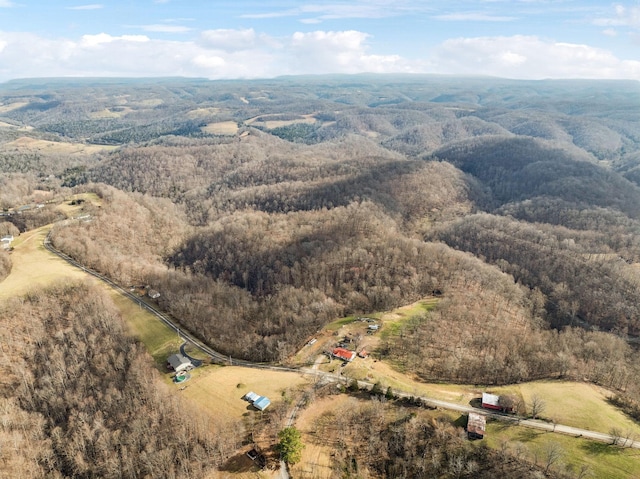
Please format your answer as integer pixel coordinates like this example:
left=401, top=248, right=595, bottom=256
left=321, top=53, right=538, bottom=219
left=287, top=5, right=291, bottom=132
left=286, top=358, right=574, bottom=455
left=0, top=1, right=639, bottom=81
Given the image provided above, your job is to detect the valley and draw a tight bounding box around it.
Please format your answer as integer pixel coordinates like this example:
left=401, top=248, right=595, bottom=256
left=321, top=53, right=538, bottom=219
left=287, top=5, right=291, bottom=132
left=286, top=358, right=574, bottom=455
left=1, top=75, right=640, bottom=478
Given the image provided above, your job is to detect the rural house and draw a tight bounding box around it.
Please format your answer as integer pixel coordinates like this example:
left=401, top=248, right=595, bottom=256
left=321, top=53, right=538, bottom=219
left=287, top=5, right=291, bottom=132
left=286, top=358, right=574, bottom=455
left=166, top=353, right=193, bottom=373
left=332, top=347, right=356, bottom=362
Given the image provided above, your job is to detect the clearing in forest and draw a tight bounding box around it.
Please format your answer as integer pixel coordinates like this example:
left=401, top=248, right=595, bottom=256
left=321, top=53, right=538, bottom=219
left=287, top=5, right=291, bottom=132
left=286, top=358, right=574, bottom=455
left=2, top=136, right=116, bottom=155
left=0, top=225, right=96, bottom=300
left=179, top=365, right=309, bottom=420
left=202, top=121, right=239, bottom=135
left=491, top=380, right=640, bottom=437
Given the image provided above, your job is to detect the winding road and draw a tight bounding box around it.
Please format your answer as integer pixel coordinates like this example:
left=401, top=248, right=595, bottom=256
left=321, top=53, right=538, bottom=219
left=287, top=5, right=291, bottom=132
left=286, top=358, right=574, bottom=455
left=43, top=230, right=640, bottom=449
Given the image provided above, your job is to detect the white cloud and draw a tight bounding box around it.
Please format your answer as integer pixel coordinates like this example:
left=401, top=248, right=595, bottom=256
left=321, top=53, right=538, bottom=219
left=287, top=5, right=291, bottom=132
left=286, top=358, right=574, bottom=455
left=80, top=33, right=149, bottom=47
left=67, top=4, right=103, bottom=10
left=287, top=30, right=411, bottom=74
left=0, top=30, right=637, bottom=81
left=136, top=24, right=192, bottom=33
left=431, top=35, right=640, bottom=79
left=0, top=0, right=13, bottom=7
left=594, top=4, right=640, bottom=28
left=602, top=28, right=618, bottom=37
left=433, top=12, right=517, bottom=22
left=199, top=28, right=265, bottom=52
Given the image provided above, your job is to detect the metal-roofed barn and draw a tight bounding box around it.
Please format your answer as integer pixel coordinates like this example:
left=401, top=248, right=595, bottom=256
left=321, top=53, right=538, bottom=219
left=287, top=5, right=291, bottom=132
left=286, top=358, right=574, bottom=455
left=481, top=392, right=501, bottom=411
left=467, top=412, right=486, bottom=439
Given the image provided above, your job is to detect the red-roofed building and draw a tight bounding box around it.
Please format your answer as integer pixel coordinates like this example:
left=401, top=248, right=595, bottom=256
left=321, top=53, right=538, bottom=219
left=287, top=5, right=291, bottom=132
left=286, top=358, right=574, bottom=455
left=332, top=347, right=356, bottom=362
left=482, top=393, right=501, bottom=410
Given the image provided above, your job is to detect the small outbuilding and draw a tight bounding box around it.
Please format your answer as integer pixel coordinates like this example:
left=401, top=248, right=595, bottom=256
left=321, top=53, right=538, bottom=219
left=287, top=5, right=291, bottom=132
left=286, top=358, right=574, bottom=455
left=167, top=353, right=193, bottom=373
left=467, top=412, right=486, bottom=439
left=1, top=235, right=13, bottom=249
left=244, top=391, right=271, bottom=411
left=253, top=396, right=271, bottom=411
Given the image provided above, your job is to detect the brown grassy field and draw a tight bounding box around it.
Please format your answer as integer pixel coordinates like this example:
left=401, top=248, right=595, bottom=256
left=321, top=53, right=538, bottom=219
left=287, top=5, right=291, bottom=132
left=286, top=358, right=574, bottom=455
left=179, top=365, right=309, bottom=420
left=202, top=121, right=239, bottom=135
left=0, top=101, right=28, bottom=113
left=187, top=107, right=221, bottom=118
left=492, top=380, right=640, bottom=436
left=0, top=225, right=97, bottom=300
left=2, top=136, right=116, bottom=155
left=245, top=113, right=318, bottom=129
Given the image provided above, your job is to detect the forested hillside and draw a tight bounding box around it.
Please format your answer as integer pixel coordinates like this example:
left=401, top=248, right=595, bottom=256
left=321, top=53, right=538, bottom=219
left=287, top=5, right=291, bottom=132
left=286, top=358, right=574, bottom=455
left=0, top=284, right=240, bottom=478
left=2, top=75, right=640, bottom=476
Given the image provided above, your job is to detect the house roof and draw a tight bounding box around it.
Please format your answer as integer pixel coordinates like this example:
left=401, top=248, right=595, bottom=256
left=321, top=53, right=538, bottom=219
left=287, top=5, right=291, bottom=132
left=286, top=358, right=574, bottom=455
left=167, top=353, right=191, bottom=370
left=332, top=347, right=356, bottom=361
left=253, top=396, right=271, bottom=411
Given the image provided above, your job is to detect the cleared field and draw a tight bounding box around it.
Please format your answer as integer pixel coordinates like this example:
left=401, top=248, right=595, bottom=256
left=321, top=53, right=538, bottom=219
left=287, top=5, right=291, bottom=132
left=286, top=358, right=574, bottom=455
left=245, top=113, right=318, bottom=129
left=202, top=121, right=239, bottom=135
left=180, top=365, right=309, bottom=420
left=3, top=136, right=116, bottom=155
left=0, top=225, right=96, bottom=300
left=108, top=291, right=182, bottom=366
left=187, top=107, right=221, bottom=118
left=484, top=421, right=640, bottom=479
left=54, top=192, right=102, bottom=216
left=0, top=101, right=28, bottom=113
left=89, top=108, right=129, bottom=118
left=492, top=380, right=640, bottom=437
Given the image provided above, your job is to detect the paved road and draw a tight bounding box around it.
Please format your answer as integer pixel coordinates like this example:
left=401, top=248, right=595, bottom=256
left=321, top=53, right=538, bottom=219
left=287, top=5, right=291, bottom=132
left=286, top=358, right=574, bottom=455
left=44, top=231, right=640, bottom=449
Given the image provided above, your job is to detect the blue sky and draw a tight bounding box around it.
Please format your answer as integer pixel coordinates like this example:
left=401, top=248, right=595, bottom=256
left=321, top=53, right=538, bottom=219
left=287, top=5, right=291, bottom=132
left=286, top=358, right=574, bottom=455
left=0, top=1, right=638, bottom=80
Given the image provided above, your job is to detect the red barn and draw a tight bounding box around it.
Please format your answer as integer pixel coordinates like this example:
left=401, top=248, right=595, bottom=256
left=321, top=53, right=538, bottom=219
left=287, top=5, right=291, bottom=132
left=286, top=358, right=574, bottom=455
left=482, top=393, right=501, bottom=411
left=332, top=347, right=356, bottom=362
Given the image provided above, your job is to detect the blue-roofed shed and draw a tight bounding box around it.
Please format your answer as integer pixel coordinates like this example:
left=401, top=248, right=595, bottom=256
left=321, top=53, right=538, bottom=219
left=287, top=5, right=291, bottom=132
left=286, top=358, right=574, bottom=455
left=253, top=396, right=271, bottom=411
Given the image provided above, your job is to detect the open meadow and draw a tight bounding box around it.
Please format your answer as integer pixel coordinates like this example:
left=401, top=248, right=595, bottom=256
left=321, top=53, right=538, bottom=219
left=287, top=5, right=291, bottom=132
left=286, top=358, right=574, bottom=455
left=180, top=365, right=309, bottom=420
left=0, top=225, right=96, bottom=300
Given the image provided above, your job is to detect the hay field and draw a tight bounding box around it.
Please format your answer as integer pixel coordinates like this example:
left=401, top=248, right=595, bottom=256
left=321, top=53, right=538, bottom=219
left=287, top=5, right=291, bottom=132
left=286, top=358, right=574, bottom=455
left=180, top=365, right=309, bottom=420
left=202, top=121, right=239, bottom=135
left=0, top=102, right=28, bottom=113
left=187, top=107, right=221, bottom=119
left=492, top=380, right=640, bottom=437
left=3, top=136, right=116, bottom=155
left=0, top=225, right=97, bottom=300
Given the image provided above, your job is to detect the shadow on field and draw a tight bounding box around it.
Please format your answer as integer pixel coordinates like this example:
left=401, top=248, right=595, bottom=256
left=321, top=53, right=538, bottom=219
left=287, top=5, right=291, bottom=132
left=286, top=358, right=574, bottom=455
left=580, top=441, right=623, bottom=456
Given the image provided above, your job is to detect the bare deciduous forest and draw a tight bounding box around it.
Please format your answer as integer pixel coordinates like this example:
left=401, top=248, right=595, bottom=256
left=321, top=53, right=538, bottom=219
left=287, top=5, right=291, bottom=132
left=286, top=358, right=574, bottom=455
left=0, top=284, right=242, bottom=478
left=1, top=75, right=640, bottom=477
